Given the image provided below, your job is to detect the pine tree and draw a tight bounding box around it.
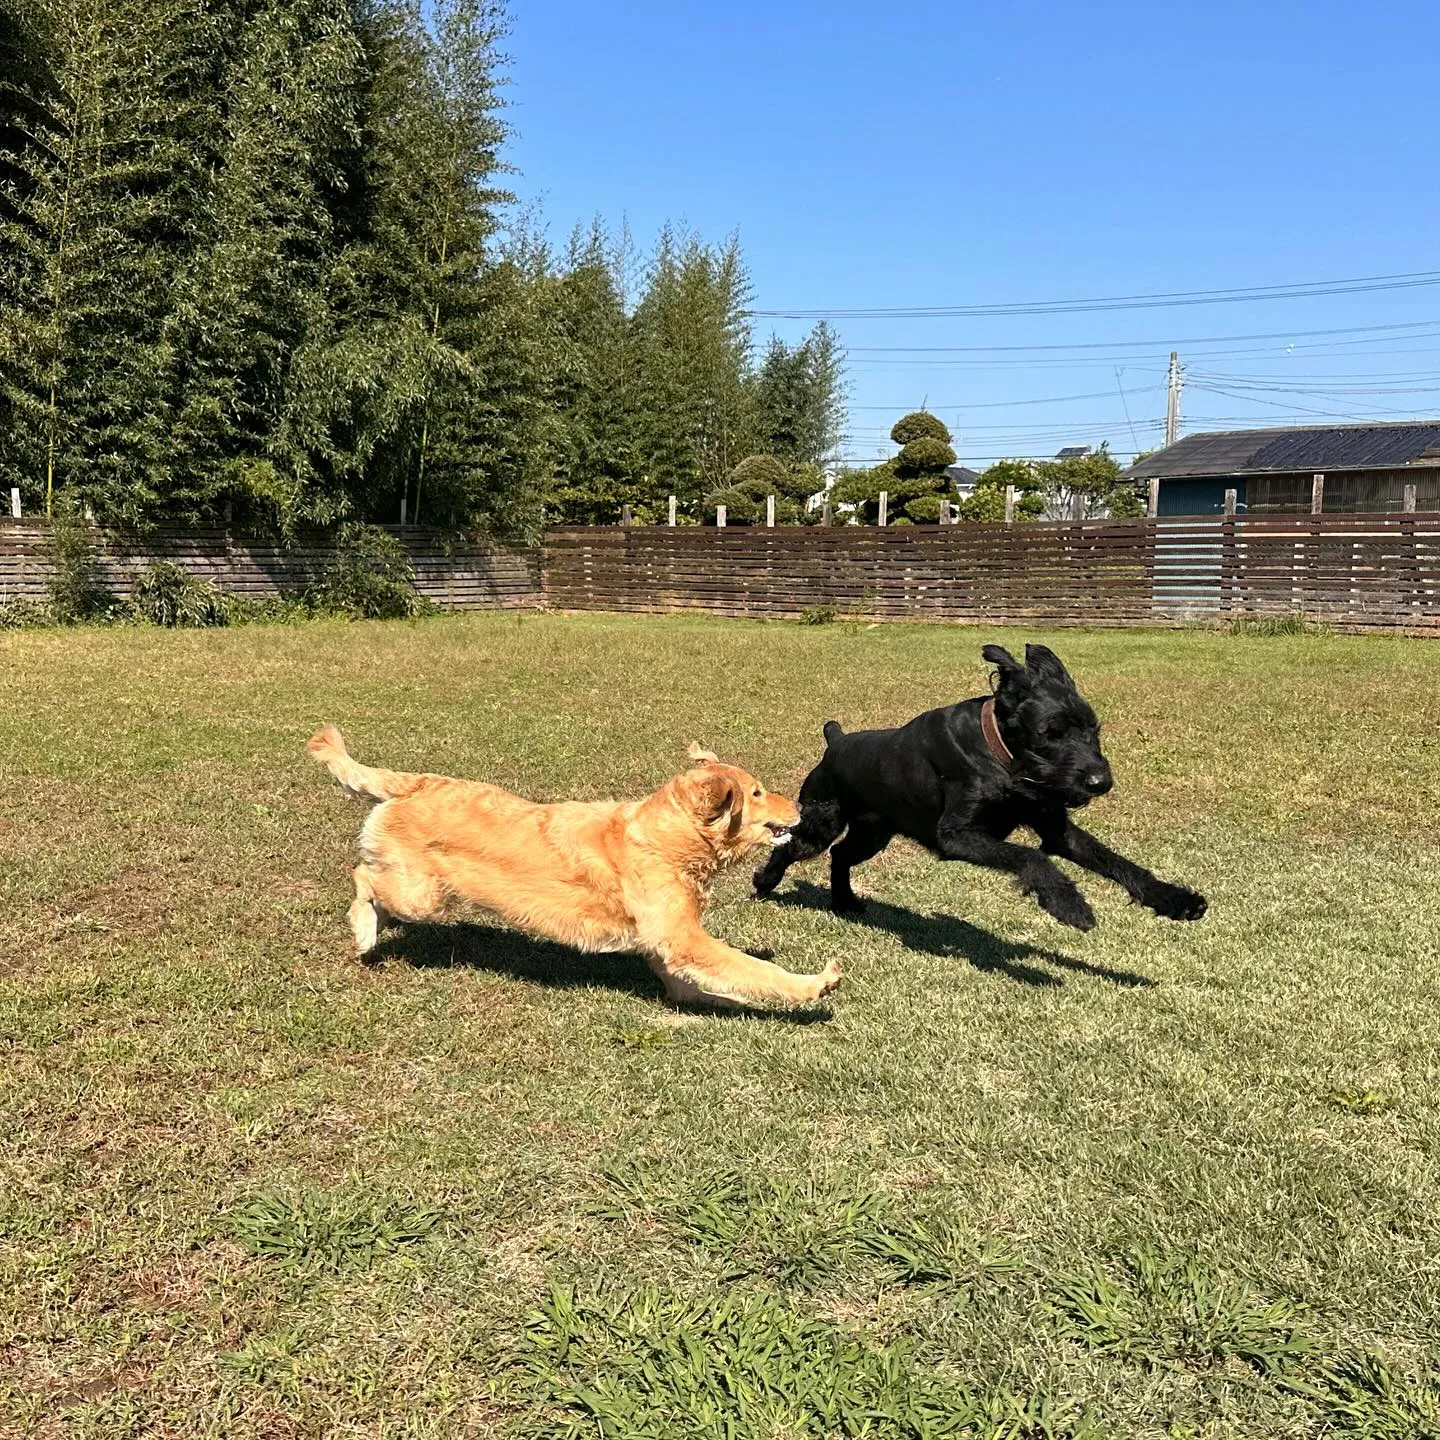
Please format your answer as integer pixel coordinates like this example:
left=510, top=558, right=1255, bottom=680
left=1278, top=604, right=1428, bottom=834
left=831, top=411, right=955, bottom=524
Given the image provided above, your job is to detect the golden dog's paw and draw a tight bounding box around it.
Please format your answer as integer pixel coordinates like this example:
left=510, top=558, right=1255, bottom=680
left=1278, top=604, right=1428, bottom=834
left=815, top=959, right=843, bottom=999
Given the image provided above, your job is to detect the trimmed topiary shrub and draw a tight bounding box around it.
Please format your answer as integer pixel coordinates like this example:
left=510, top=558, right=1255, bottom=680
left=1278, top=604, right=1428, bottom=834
left=705, top=453, right=819, bottom=525
left=890, top=411, right=951, bottom=447
left=895, top=436, right=958, bottom=475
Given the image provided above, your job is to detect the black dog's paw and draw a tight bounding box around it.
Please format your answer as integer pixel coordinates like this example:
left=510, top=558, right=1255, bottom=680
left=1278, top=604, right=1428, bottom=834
left=1150, top=883, right=1207, bottom=921
left=1038, top=884, right=1096, bottom=932
left=831, top=893, right=866, bottom=918
left=752, top=865, right=781, bottom=898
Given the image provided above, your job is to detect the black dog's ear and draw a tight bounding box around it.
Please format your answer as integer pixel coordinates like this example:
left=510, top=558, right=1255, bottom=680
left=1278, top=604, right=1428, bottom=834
left=1024, top=644, right=1074, bottom=688
left=981, top=644, right=1021, bottom=676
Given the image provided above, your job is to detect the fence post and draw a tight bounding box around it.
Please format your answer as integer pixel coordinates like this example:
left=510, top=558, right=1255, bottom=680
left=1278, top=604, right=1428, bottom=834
left=716, top=505, right=727, bottom=528
left=1071, top=492, right=1084, bottom=522
left=9, top=487, right=18, bottom=519
left=878, top=491, right=888, bottom=527
left=1004, top=485, right=1015, bottom=523
left=1223, top=488, right=1237, bottom=516
left=1312, top=473, right=1325, bottom=514
left=1403, top=483, right=1416, bottom=513
left=821, top=499, right=833, bottom=526
left=766, top=494, right=775, bottom=528
left=621, top=503, right=633, bottom=527
left=1148, top=478, right=1160, bottom=518
left=668, top=495, right=677, bottom=526
left=400, top=496, right=407, bottom=526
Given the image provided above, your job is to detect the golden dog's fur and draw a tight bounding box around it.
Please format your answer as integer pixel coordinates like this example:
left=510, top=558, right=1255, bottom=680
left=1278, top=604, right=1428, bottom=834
left=307, top=727, right=841, bottom=1010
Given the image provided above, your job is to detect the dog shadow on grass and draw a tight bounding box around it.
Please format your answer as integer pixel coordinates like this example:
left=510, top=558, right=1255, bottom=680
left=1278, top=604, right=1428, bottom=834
left=769, top=880, right=1154, bottom=989
left=370, top=923, right=835, bottom=1021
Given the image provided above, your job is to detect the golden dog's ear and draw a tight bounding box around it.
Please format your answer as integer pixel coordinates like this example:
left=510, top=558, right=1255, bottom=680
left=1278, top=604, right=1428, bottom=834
left=687, top=768, right=743, bottom=829
left=687, top=741, right=720, bottom=765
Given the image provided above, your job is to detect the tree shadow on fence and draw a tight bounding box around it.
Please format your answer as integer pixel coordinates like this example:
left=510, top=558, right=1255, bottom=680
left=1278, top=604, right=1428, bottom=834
left=769, top=879, right=1155, bottom=989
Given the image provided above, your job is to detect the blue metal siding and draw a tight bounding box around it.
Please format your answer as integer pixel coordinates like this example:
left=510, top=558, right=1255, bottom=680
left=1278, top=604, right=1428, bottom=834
left=1157, top=479, right=1247, bottom=516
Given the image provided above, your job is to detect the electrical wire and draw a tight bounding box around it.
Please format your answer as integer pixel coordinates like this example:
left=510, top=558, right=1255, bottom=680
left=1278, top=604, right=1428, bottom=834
left=751, top=271, right=1440, bottom=320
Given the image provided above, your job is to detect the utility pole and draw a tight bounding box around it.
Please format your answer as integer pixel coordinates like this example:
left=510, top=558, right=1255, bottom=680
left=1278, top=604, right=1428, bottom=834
left=1165, top=351, right=1182, bottom=448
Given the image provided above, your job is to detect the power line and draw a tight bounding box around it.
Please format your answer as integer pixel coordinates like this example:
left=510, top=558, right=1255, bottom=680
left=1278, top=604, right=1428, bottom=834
left=846, top=386, right=1163, bottom=411
left=839, top=319, right=1440, bottom=355
left=751, top=270, right=1440, bottom=320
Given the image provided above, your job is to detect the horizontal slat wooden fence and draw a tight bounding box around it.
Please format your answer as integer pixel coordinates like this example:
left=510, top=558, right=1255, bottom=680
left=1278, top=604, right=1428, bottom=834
left=5, top=515, right=1439, bottom=632
left=0, top=520, right=541, bottom=610
left=543, top=515, right=1440, bottom=633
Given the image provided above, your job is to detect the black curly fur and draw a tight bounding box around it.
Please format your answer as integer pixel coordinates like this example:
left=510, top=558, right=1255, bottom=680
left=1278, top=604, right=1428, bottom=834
left=753, top=643, right=1207, bottom=932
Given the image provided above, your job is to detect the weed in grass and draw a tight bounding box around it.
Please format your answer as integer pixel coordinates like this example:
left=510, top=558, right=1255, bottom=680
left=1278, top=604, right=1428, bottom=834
left=1229, top=611, right=1330, bottom=637
left=218, top=1190, right=442, bottom=1273
left=1325, top=1087, right=1394, bottom=1115
left=218, top=1328, right=309, bottom=1399
left=1286, top=1351, right=1440, bottom=1437
left=521, top=1284, right=1101, bottom=1440
left=1053, top=1245, right=1315, bottom=1374
left=600, top=1164, right=1021, bottom=1296
left=612, top=1027, right=677, bottom=1052
left=799, top=603, right=837, bottom=625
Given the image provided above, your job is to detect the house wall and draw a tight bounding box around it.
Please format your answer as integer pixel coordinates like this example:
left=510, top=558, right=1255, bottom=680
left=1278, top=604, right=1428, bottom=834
left=1161, top=468, right=1440, bottom=515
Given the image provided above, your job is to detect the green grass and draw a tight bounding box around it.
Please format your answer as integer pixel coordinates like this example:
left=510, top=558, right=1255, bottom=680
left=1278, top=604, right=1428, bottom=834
left=2, top=612, right=1439, bottom=1438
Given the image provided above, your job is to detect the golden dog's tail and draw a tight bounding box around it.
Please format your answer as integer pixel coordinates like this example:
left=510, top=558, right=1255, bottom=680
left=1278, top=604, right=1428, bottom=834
left=307, top=725, right=426, bottom=803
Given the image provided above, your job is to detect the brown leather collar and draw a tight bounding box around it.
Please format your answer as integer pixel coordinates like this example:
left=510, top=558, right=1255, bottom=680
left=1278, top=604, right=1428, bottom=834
left=980, top=698, right=1014, bottom=770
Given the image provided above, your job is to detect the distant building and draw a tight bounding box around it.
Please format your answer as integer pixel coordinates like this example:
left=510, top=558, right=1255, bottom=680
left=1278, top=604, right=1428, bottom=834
left=1124, top=421, right=1440, bottom=514
left=1054, top=445, right=1093, bottom=460
left=946, top=464, right=980, bottom=500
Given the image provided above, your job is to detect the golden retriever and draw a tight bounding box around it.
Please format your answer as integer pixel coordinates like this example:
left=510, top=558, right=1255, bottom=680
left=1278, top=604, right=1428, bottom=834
left=307, top=727, right=841, bottom=1010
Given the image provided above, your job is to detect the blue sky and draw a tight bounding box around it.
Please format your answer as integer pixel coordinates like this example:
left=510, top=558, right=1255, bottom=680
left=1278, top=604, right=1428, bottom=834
left=504, top=1, right=1440, bottom=471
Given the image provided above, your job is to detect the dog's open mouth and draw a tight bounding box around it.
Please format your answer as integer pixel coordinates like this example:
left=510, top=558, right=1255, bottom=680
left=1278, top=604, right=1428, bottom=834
left=765, top=823, right=793, bottom=845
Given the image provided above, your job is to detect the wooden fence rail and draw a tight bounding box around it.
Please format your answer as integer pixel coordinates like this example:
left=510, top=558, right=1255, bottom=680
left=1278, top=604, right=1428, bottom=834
left=4, top=515, right=1439, bottom=633
left=0, top=520, right=541, bottom=611
left=543, top=515, right=1440, bottom=633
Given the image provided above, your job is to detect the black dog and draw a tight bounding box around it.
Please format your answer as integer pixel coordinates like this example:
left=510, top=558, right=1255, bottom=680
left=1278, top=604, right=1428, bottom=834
left=753, top=643, right=1206, bottom=931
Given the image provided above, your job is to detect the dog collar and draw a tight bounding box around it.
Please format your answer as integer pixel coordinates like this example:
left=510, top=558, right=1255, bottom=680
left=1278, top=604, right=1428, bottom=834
left=980, top=698, right=1014, bottom=770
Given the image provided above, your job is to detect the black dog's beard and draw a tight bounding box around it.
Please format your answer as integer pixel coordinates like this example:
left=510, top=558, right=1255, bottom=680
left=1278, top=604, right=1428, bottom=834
left=1016, top=757, right=1095, bottom=808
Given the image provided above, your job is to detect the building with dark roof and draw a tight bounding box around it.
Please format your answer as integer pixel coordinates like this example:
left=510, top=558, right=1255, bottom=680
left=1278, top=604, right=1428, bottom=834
left=1123, top=421, right=1440, bottom=514
left=946, top=464, right=980, bottom=499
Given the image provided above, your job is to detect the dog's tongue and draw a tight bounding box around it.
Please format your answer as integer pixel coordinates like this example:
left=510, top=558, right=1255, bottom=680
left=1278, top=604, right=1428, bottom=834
left=769, top=829, right=792, bottom=846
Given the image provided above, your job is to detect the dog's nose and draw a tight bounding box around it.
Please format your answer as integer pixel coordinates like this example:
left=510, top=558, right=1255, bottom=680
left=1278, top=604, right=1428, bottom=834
left=1084, top=770, right=1113, bottom=796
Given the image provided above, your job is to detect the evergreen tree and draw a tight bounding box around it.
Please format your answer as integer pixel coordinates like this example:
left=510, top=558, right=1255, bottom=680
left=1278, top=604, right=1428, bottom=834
left=958, top=458, right=1045, bottom=522
left=830, top=411, right=955, bottom=523
left=704, top=452, right=821, bottom=524
left=0, top=0, right=219, bottom=522
left=628, top=227, right=756, bottom=516
left=1039, top=443, right=1142, bottom=519
left=543, top=222, right=646, bottom=523
left=750, top=322, right=845, bottom=470
left=166, top=0, right=367, bottom=530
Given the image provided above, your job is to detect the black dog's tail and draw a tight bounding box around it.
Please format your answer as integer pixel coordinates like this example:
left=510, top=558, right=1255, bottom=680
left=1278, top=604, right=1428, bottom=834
left=822, top=720, right=844, bottom=746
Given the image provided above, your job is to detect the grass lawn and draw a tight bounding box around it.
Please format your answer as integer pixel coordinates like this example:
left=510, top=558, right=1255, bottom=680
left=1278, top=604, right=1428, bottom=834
left=2, top=612, right=1439, bottom=1438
